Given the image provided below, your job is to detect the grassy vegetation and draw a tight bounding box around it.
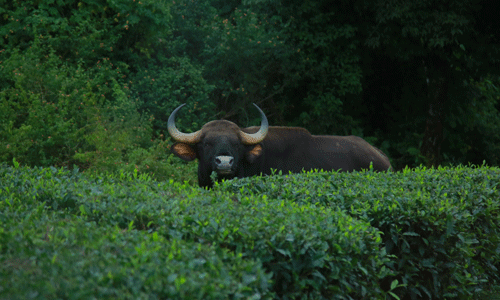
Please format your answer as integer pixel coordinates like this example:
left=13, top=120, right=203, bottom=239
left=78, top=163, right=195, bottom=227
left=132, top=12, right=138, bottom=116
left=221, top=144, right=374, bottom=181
left=1, top=163, right=499, bottom=299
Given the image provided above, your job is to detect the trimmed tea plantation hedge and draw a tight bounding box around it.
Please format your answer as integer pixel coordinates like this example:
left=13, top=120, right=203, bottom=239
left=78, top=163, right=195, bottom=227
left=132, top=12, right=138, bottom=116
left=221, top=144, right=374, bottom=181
left=1, top=163, right=499, bottom=299
left=220, top=165, right=500, bottom=299
left=0, top=167, right=270, bottom=299
left=1, top=164, right=391, bottom=299
left=1, top=218, right=270, bottom=299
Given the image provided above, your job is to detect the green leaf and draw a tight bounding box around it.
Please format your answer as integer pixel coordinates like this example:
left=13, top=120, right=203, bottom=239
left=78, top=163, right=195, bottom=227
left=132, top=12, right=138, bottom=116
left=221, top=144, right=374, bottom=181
left=276, top=248, right=291, bottom=257
left=403, top=232, right=420, bottom=236
left=388, top=291, right=401, bottom=300
left=391, top=279, right=399, bottom=290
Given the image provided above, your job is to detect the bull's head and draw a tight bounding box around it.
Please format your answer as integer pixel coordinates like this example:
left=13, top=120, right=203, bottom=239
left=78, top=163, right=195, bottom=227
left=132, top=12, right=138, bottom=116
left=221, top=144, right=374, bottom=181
left=167, top=103, right=268, bottom=187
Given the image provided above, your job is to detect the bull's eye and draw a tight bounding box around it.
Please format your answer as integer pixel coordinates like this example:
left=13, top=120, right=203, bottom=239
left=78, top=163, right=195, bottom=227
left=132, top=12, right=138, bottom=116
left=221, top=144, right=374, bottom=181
left=204, top=141, right=213, bottom=149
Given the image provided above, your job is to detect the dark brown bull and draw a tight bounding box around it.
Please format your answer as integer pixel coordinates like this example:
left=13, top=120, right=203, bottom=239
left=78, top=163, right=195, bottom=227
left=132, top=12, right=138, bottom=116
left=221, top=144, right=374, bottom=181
left=168, top=103, right=392, bottom=188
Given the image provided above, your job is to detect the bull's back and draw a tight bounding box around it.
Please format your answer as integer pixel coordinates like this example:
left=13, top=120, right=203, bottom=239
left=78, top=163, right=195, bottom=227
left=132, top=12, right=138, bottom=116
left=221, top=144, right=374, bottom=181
left=313, top=135, right=392, bottom=171
left=243, top=126, right=391, bottom=173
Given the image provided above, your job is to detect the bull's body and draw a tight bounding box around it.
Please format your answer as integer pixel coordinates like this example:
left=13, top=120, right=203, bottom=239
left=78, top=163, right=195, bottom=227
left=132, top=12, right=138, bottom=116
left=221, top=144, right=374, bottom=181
left=168, top=104, right=391, bottom=188
left=239, top=126, right=391, bottom=175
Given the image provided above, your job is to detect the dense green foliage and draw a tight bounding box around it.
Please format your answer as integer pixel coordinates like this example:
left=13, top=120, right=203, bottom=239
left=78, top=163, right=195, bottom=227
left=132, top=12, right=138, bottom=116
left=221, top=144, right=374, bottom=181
left=1, top=0, right=500, bottom=173
left=1, top=164, right=499, bottom=299
left=222, top=165, right=500, bottom=298
left=0, top=1, right=203, bottom=183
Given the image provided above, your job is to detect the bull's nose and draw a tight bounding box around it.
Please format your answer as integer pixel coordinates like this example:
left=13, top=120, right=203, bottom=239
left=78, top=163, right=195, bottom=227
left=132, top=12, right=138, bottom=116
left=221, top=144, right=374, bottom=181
left=215, top=155, right=234, bottom=173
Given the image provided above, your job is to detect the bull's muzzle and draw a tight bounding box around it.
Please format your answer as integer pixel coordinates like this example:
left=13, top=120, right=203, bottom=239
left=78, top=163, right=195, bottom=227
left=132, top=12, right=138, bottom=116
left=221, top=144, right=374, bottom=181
left=215, top=155, right=234, bottom=174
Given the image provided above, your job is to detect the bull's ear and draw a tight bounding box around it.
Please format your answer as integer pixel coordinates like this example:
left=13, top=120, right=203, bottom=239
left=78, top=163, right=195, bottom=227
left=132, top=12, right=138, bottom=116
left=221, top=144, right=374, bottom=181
left=246, top=144, right=263, bottom=163
left=171, top=143, right=197, bottom=161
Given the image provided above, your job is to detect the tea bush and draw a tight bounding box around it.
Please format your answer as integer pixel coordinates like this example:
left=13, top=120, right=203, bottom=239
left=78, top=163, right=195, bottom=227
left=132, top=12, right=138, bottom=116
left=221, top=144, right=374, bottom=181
left=0, top=164, right=270, bottom=299
left=2, top=163, right=499, bottom=299
left=219, top=165, right=500, bottom=299
left=1, top=163, right=392, bottom=299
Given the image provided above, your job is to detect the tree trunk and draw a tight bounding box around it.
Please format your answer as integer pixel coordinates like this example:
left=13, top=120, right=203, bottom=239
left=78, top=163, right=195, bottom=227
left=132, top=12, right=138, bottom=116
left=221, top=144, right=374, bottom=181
left=420, top=56, right=450, bottom=167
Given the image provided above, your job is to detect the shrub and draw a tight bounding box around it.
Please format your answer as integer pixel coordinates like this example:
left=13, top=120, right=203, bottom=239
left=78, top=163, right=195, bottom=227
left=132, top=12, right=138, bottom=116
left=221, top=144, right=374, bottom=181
left=1, top=164, right=392, bottom=299
left=0, top=164, right=271, bottom=299
left=1, top=219, right=271, bottom=299
left=4, top=163, right=498, bottom=299
left=221, top=165, right=500, bottom=298
left=156, top=195, right=392, bottom=299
